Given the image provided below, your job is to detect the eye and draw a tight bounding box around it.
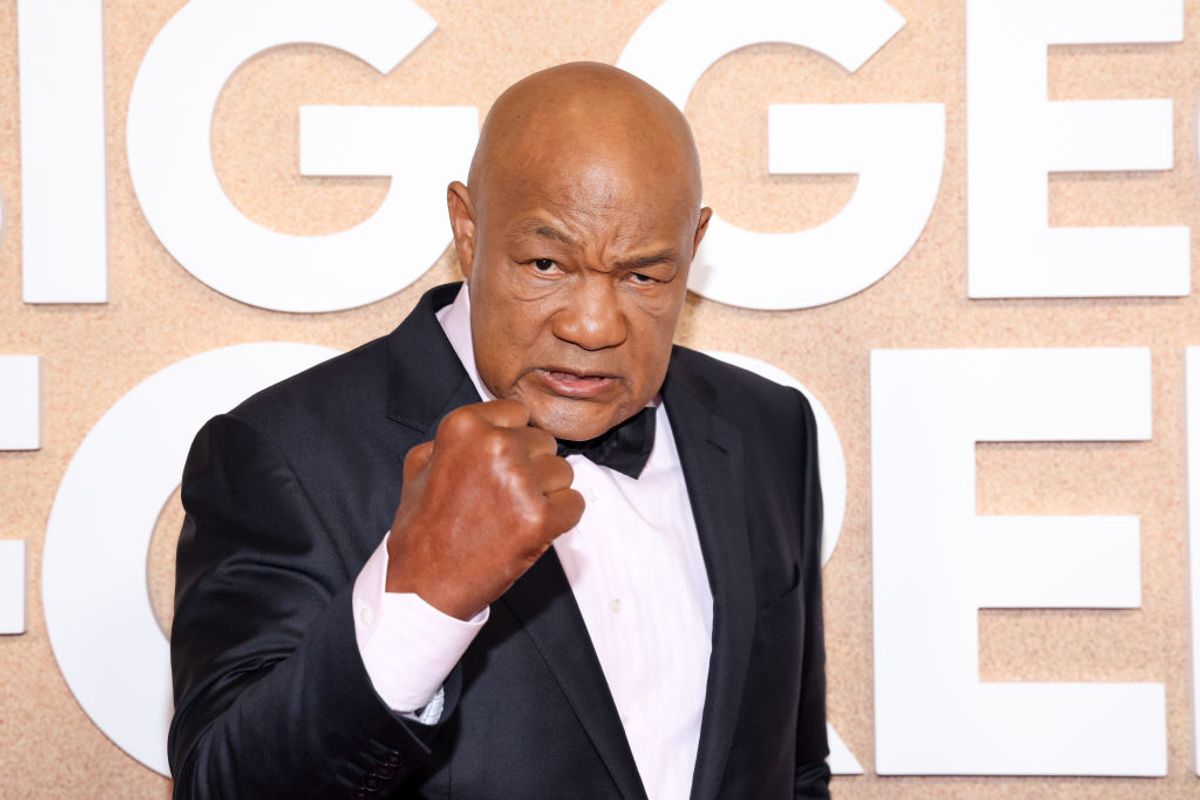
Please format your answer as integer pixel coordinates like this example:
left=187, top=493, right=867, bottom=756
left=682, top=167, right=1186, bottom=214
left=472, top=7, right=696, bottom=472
left=532, top=258, right=558, bottom=273
left=628, top=272, right=656, bottom=285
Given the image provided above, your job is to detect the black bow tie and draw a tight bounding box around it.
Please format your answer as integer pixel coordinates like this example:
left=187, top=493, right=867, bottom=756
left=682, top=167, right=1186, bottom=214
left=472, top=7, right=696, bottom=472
left=556, top=407, right=657, bottom=479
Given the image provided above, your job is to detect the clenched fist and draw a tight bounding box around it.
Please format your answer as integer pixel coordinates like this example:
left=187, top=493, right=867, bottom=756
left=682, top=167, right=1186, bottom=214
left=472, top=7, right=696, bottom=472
left=386, top=399, right=585, bottom=620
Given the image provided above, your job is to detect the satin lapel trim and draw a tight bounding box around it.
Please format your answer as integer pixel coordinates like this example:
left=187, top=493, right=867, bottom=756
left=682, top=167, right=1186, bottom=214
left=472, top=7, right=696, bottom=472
left=664, top=372, right=755, bottom=800
left=500, top=552, right=649, bottom=800
left=385, top=282, right=470, bottom=432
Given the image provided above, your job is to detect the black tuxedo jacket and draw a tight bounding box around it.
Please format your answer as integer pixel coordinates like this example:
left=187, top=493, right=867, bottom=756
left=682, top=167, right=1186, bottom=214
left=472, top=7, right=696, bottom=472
left=169, top=283, right=830, bottom=799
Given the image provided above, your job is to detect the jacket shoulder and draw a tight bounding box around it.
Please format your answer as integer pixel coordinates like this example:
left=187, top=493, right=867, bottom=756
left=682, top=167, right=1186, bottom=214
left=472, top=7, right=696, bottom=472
left=668, top=346, right=819, bottom=476
left=224, top=333, right=393, bottom=442
left=670, top=346, right=812, bottom=419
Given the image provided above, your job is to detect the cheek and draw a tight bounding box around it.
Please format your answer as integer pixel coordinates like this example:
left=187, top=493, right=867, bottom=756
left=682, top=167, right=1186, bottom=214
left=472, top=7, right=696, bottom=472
left=471, top=295, right=555, bottom=390
left=474, top=324, right=523, bottom=381
left=627, top=313, right=679, bottom=382
left=490, top=294, right=557, bottom=350
left=635, top=289, right=685, bottom=343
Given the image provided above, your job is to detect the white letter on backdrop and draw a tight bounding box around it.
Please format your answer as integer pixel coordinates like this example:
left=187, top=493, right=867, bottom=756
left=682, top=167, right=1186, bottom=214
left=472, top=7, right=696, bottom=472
left=1187, top=347, right=1200, bottom=775
left=42, top=344, right=339, bottom=775
left=618, top=0, right=944, bottom=310
left=18, top=0, right=107, bottom=303
left=705, top=350, right=859, bottom=774
left=0, top=356, right=39, bottom=635
left=127, top=0, right=478, bottom=313
left=705, top=352, right=847, bottom=567
left=0, top=540, right=25, bottom=635
left=871, top=348, right=1164, bottom=775
left=0, top=356, right=40, bottom=451
left=966, top=0, right=1188, bottom=298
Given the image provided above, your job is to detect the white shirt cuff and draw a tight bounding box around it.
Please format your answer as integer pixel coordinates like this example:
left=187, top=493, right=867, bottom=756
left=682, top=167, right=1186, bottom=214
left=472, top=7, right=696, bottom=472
left=352, top=531, right=488, bottom=717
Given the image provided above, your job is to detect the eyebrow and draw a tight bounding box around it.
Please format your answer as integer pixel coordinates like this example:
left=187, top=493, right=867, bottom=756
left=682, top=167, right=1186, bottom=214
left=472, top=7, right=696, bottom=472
left=512, top=218, right=574, bottom=245
left=614, top=249, right=679, bottom=271
left=510, top=217, right=678, bottom=270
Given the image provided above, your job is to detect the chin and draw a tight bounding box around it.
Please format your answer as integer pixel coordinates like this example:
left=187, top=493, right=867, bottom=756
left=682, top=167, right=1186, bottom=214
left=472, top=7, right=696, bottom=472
left=530, top=399, right=626, bottom=442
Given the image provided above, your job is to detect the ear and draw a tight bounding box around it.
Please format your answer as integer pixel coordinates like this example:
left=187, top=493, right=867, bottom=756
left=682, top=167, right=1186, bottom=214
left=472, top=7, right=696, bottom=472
left=447, top=181, right=477, bottom=280
left=692, top=206, right=713, bottom=256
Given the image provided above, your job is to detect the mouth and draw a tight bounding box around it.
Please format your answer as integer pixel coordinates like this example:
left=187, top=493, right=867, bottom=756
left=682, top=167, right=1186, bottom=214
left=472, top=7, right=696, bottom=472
left=534, top=367, right=622, bottom=399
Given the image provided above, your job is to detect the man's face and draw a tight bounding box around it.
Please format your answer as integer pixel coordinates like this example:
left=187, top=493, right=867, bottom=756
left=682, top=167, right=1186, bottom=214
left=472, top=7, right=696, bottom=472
left=452, top=155, right=709, bottom=441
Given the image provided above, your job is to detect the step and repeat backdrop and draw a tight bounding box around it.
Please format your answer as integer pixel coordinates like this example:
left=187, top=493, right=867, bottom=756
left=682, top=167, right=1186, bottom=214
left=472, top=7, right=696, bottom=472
left=2, top=0, right=1200, bottom=797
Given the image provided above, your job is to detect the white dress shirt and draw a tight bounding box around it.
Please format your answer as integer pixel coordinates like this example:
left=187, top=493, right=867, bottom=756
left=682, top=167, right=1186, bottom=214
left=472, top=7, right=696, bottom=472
left=352, top=284, right=713, bottom=799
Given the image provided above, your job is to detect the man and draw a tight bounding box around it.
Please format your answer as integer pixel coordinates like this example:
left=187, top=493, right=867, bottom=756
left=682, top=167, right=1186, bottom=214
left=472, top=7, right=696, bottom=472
left=169, top=62, right=829, bottom=799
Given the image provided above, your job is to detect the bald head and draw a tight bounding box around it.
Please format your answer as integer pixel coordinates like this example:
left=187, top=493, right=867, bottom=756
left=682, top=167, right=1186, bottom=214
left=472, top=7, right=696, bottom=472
left=445, top=62, right=711, bottom=441
left=467, top=62, right=703, bottom=214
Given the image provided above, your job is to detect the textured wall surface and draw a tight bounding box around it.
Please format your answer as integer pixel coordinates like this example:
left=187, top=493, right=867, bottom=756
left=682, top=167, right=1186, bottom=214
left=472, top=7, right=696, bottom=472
left=1, top=0, right=1198, bottom=797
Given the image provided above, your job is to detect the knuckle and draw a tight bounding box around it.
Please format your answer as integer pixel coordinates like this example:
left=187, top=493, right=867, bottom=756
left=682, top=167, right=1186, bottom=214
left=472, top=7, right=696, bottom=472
left=482, top=428, right=513, bottom=459
left=500, top=398, right=529, bottom=421
left=520, top=502, right=548, bottom=531
left=439, top=406, right=477, bottom=439
left=402, top=448, right=422, bottom=468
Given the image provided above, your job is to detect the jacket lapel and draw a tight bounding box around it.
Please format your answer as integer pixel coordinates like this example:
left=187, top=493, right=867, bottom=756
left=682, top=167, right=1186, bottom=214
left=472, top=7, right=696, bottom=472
left=662, top=351, right=756, bottom=800
left=501, top=555, right=649, bottom=800
left=385, top=282, right=478, bottom=432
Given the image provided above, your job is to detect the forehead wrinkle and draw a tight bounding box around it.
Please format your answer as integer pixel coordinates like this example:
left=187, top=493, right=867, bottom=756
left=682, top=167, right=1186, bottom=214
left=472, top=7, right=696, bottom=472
left=585, top=226, right=683, bottom=274
left=509, top=216, right=575, bottom=246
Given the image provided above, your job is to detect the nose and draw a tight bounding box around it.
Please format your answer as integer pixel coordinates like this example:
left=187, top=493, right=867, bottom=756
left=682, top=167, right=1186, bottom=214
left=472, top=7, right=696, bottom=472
left=551, top=276, right=628, bottom=351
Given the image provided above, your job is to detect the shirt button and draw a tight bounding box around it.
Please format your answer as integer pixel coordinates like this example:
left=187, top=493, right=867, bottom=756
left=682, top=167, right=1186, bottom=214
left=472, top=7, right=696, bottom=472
left=610, top=598, right=622, bottom=614
left=581, top=487, right=597, bottom=504
left=358, top=604, right=374, bottom=628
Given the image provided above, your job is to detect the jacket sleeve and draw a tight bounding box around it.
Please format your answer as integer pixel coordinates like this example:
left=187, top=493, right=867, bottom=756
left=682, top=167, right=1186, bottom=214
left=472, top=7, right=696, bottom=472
left=168, top=412, right=456, bottom=799
left=793, top=390, right=832, bottom=799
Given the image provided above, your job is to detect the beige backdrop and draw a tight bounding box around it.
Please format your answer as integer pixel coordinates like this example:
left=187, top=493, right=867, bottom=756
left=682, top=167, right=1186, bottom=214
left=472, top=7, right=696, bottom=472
left=1, top=0, right=1199, bottom=797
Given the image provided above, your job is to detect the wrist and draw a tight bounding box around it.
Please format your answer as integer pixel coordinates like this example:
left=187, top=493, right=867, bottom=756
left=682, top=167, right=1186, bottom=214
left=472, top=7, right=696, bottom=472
left=385, top=573, right=482, bottom=622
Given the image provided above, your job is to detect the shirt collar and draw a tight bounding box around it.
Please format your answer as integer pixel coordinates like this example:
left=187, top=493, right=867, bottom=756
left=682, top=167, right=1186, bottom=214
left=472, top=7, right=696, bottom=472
left=434, top=283, right=496, bottom=403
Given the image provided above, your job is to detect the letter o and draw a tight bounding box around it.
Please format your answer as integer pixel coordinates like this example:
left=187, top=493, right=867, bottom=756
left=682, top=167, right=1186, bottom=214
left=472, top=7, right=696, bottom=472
left=42, top=343, right=339, bottom=775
